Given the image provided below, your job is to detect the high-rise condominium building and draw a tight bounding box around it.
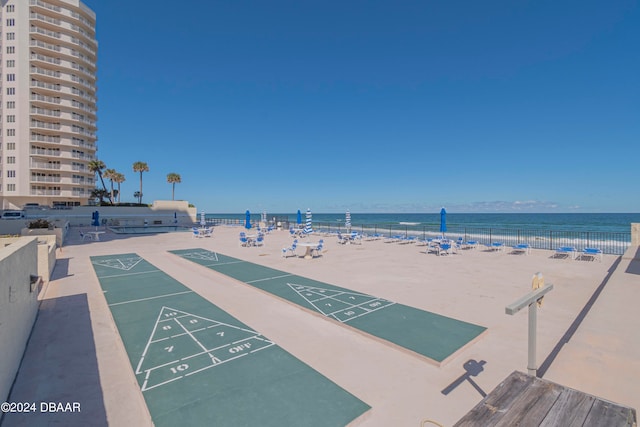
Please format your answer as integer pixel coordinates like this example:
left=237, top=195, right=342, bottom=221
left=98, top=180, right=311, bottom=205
left=0, top=0, right=97, bottom=210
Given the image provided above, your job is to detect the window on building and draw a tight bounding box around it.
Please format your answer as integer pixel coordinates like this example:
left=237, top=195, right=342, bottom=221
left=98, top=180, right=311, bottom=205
left=6, top=60, right=15, bottom=68
left=7, top=184, right=16, bottom=191
left=7, top=156, right=16, bottom=164
left=6, top=33, right=15, bottom=40
left=6, top=46, right=15, bottom=54
left=7, top=170, right=15, bottom=178
left=7, top=5, right=15, bottom=12
left=7, top=129, right=15, bottom=136
left=6, top=19, right=15, bottom=26
left=6, top=87, right=15, bottom=95
left=7, top=74, right=15, bottom=81
left=7, top=143, right=15, bottom=150
left=6, top=115, right=15, bottom=123
left=6, top=101, right=15, bottom=109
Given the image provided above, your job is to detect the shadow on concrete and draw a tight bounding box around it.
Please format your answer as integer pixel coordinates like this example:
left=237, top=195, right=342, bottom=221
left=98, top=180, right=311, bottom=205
left=441, top=359, right=487, bottom=398
left=625, top=247, right=640, bottom=275
left=49, top=257, right=73, bottom=281
left=1, top=293, right=107, bottom=427
left=537, top=256, right=622, bottom=378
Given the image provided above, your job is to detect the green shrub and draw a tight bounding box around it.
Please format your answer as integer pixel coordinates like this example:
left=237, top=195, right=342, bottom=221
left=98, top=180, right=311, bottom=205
left=27, top=219, right=52, bottom=229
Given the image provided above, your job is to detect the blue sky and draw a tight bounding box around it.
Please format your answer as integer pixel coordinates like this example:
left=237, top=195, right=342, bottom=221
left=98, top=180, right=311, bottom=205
left=90, top=0, right=639, bottom=213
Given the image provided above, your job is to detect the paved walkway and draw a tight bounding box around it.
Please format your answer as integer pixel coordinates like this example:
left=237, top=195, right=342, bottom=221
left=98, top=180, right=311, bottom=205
left=2, top=226, right=637, bottom=426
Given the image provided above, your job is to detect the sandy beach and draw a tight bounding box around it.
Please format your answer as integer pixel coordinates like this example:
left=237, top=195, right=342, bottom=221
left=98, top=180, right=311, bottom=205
left=4, top=225, right=639, bottom=426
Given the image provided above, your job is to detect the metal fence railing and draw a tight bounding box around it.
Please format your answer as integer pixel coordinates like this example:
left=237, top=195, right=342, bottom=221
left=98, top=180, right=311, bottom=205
left=310, top=222, right=631, bottom=255
left=207, top=218, right=632, bottom=255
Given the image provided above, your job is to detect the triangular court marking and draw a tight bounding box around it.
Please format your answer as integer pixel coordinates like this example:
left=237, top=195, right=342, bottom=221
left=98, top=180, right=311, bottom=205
left=286, top=283, right=395, bottom=323
left=180, top=250, right=219, bottom=262
left=135, top=306, right=274, bottom=392
left=92, top=256, right=143, bottom=271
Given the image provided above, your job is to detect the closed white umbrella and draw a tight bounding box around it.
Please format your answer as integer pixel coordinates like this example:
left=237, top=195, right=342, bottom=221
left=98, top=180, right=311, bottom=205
left=345, top=210, right=351, bottom=232
left=304, top=208, right=313, bottom=234
left=200, top=211, right=206, bottom=227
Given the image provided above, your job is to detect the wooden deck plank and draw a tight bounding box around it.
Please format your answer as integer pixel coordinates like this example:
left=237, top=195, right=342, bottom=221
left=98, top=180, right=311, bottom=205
left=583, top=398, right=637, bottom=427
left=454, top=371, right=637, bottom=427
left=453, top=371, right=534, bottom=426
left=539, top=388, right=595, bottom=427
left=493, top=379, right=561, bottom=427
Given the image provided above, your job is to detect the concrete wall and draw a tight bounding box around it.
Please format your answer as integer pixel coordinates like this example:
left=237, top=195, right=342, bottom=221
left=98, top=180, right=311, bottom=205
left=0, top=200, right=197, bottom=236
left=0, top=237, right=40, bottom=404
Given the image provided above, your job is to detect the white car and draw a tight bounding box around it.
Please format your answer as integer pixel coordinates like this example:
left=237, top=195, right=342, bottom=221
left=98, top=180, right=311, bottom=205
left=1, top=210, right=26, bottom=219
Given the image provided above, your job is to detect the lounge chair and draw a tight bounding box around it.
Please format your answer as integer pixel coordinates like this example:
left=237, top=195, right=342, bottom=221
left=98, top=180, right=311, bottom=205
left=580, top=247, right=602, bottom=262
left=425, top=239, right=439, bottom=255
left=350, top=232, right=363, bottom=245
left=554, top=246, right=577, bottom=260
left=192, top=227, right=202, bottom=238
left=80, top=231, right=93, bottom=241
left=438, top=242, right=452, bottom=256
left=486, top=242, right=504, bottom=252
left=311, top=240, right=324, bottom=257
left=384, top=235, right=403, bottom=243
left=464, top=240, right=479, bottom=250
left=254, top=235, right=265, bottom=247
left=511, top=243, right=531, bottom=255
left=282, top=240, right=298, bottom=258
left=202, top=227, right=213, bottom=237
left=239, top=233, right=250, bottom=247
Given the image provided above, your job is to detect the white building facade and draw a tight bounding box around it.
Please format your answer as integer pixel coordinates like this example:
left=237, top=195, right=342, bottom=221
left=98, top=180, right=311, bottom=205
left=0, top=0, right=97, bottom=210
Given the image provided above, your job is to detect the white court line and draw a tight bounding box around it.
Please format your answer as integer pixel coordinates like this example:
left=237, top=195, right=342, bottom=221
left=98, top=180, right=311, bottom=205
left=250, top=343, right=275, bottom=354
left=203, top=260, right=245, bottom=267
left=98, top=269, right=162, bottom=279
left=246, top=274, right=294, bottom=284
left=108, top=290, right=193, bottom=307
left=173, top=317, right=213, bottom=357
left=136, top=308, right=170, bottom=374
left=334, top=302, right=397, bottom=323
left=325, top=298, right=388, bottom=316
left=142, top=374, right=183, bottom=392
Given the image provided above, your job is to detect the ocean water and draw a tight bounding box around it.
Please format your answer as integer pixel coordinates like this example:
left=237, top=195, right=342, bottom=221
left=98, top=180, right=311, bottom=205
left=206, top=212, right=639, bottom=254
left=207, top=212, right=639, bottom=234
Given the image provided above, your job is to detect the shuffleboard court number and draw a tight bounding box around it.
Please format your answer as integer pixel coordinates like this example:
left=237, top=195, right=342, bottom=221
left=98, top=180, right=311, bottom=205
left=369, top=302, right=381, bottom=308
left=170, top=364, right=189, bottom=374
left=162, top=325, right=172, bottom=330
left=165, top=346, right=174, bottom=353
left=164, top=311, right=177, bottom=318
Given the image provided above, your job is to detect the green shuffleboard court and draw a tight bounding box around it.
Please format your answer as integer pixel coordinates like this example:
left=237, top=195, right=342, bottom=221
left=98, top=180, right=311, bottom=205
left=91, top=253, right=370, bottom=427
left=170, top=249, right=487, bottom=364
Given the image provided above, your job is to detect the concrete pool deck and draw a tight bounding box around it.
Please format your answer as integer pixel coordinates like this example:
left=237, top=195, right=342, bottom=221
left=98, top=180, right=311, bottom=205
left=2, top=226, right=639, bottom=426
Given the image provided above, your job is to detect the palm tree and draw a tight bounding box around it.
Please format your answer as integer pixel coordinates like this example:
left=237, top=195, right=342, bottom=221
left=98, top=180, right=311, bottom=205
left=132, top=161, right=149, bottom=204
left=90, top=188, right=109, bottom=205
left=166, top=173, right=182, bottom=200
left=88, top=160, right=110, bottom=202
left=113, top=172, right=126, bottom=203
left=103, top=168, right=117, bottom=205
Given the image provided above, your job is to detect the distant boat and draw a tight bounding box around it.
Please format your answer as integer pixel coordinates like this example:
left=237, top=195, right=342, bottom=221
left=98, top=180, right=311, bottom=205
left=399, top=222, right=420, bottom=226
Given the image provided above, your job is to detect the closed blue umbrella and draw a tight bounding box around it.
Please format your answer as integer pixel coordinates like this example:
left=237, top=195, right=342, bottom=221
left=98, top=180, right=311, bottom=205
left=440, top=207, right=447, bottom=237
left=245, top=210, right=251, bottom=229
left=296, top=209, right=302, bottom=225
left=304, top=208, right=313, bottom=234
left=92, top=210, right=100, bottom=229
